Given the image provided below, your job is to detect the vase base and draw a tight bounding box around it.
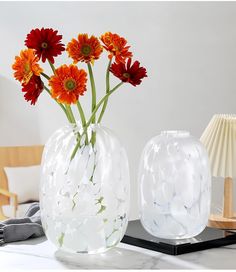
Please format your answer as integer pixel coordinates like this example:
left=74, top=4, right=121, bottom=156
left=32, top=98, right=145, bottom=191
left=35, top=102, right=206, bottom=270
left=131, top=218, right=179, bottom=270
left=58, top=246, right=112, bottom=255
left=208, top=214, right=236, bottom=229
left=122, top=220, right=236, bottom=255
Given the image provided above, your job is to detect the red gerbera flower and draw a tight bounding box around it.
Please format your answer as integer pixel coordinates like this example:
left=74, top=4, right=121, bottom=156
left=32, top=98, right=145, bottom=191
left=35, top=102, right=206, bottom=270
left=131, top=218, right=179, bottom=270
left=22, top=75, right=44, bottom=105
left=110, top=58, right=147, bottom=86
left=100, top=32, right=132, bottom=64
left=49, top=64, right=87, bottom=105
left=12, top=49, right=43, bottom=84
left=25, top=28, right=65, bottom=64
left=67, top=34, right=103, bottom=64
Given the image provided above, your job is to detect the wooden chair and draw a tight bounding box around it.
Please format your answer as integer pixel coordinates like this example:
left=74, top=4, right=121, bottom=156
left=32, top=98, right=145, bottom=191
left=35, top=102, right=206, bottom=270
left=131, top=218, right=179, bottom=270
left=0, top=146, right=44, bottom=220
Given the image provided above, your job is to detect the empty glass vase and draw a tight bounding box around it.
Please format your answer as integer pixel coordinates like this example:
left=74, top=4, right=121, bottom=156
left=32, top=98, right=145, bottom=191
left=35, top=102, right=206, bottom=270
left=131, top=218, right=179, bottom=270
left=138, top=131, right=211, bottom=239
left=40, top=123, right=130, bottom=253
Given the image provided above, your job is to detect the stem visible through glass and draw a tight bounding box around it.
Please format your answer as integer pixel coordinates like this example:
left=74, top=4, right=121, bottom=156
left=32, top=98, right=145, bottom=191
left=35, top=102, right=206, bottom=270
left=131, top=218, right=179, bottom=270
left=70, top=81, right=123, bottom=161
left=77, top=101, right=88, bottom=145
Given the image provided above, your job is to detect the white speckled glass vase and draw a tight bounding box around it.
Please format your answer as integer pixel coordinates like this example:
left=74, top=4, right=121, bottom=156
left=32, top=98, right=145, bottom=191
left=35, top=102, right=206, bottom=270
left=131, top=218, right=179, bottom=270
left=138, top=131, right=211, bottom=239
left=40, top=123, right=130, bottom=253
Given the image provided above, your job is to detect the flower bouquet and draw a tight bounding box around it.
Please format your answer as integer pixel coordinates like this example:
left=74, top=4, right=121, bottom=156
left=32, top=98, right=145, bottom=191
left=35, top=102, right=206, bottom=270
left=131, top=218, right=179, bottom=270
left=12, top=28, right=147, bottom=253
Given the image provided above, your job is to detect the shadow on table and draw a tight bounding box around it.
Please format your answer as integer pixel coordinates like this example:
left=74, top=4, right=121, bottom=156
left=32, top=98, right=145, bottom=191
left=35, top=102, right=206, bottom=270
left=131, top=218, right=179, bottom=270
left=54, top=247, right=161, bottom=269
left=55, top=244, right=236, bottom=269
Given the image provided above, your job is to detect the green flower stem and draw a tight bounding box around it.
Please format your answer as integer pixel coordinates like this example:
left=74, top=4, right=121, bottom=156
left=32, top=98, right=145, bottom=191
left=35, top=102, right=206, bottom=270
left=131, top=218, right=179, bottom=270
left=65, top=105, right=76, bottom=124
left=41, top=72, right=50, bottom=80
left=43, top=86, right=71, bottom=122
left=77, top=101, right=88, bottom=145
left=76, top=101, right=86, bottom=127
left=42, top=74, right=74, bottom=125
left=41, top=70, right=75, bottom=125
left=87, top=63, right=97, bottom=146
left=48, top=60, right=56, bottom=74
left=70, top=82, right=123, bottom=161
left=43, top=65, right=81, bottom=150
left=86, top=82, right=123, bottom=131
left=98, top=59, right=112, bottom=123
left=65, top=105, right=81, bottom=147
left=87, top=63, right=96, bottom=121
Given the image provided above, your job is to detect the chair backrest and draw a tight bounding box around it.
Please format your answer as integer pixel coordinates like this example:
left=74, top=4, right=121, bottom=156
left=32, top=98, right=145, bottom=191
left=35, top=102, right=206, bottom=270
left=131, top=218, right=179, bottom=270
left=0, top=145, right=44, bottom=206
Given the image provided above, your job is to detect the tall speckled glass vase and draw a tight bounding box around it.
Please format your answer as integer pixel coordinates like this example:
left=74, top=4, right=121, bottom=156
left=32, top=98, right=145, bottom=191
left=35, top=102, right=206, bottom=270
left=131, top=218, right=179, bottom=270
left=40, top=123, right=130, bottom=253
left=138, top=131, right=211, bottom=239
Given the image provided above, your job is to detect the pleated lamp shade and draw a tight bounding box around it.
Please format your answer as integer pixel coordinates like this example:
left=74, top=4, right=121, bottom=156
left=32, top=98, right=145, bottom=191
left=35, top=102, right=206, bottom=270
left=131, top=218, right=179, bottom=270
left=200, top=114, right=236, bottom=179
left=200, top=114, right=236, bottom=229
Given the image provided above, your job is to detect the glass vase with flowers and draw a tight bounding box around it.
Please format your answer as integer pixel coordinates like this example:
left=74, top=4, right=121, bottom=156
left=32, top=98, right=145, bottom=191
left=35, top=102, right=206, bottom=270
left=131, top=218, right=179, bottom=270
left=12, top=28, right=147, bottom=253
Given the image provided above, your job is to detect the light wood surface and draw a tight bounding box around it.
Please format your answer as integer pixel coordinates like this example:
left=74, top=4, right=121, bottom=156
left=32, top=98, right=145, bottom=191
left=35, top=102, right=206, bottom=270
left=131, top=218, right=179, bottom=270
left=223, top=177, right=234, bottom=218
left=0, top=188, right=18, bottom=217
left=0, top=206, right=7, bottom=220
left=0, top=146, right=44, bottom=207
left=208, top=214, right=236, bottom=229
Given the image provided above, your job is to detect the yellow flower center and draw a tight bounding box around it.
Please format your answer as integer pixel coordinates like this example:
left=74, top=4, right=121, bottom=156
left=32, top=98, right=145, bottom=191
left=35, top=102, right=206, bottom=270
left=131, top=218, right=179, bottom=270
left=41, top=42, right=48, bottom=49
left=123, top=73, right=130, bottom=78
left=81, top=45, right=92, bottom=56
left=24, top=62, right=30, bottom=73
left=64, top=78, right=76, bottom=91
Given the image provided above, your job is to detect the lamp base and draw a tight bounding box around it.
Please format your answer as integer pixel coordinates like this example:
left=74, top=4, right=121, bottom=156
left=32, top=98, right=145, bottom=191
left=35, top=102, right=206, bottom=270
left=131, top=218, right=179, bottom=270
left=208, top=214, right=236, bottom=229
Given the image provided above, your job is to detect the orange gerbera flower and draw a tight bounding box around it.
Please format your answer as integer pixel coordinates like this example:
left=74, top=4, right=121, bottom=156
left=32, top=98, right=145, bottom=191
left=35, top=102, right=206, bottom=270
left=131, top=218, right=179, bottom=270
left=100, top=32, right=133, bottom=64
left=67, top=34, right=103, bottom=64
left=49, top=64, right=87, bottom=104
left=12, top=49, right=43, bottom=84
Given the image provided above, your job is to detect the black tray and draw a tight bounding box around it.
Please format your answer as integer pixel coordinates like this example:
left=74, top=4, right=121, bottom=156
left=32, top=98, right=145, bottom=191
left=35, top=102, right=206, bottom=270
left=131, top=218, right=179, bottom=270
left=121, top=220, right=236, bottom=255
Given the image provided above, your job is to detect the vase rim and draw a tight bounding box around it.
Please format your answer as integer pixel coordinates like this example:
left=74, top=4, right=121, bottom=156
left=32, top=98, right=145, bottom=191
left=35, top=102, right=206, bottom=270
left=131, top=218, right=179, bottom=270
left=66, top=122, right=103, bottom=128
left=161, top=130, right=190, bottom=137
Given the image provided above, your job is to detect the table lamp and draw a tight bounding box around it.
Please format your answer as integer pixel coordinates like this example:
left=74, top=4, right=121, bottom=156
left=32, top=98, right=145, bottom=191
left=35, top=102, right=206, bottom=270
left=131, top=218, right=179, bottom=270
left=200, top=114, right=236, bottom=229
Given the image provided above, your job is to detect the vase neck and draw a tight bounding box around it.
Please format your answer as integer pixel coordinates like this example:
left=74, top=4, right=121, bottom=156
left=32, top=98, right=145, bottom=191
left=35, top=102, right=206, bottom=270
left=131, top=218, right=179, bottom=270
left=161, top=130, right=190, bottom=138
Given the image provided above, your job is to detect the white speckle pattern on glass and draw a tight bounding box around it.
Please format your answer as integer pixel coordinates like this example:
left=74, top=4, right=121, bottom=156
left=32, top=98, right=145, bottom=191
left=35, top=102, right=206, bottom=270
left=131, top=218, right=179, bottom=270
left=40, top=124, right=130, bottom=253
left=138, top=131, right=211, bottom=239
